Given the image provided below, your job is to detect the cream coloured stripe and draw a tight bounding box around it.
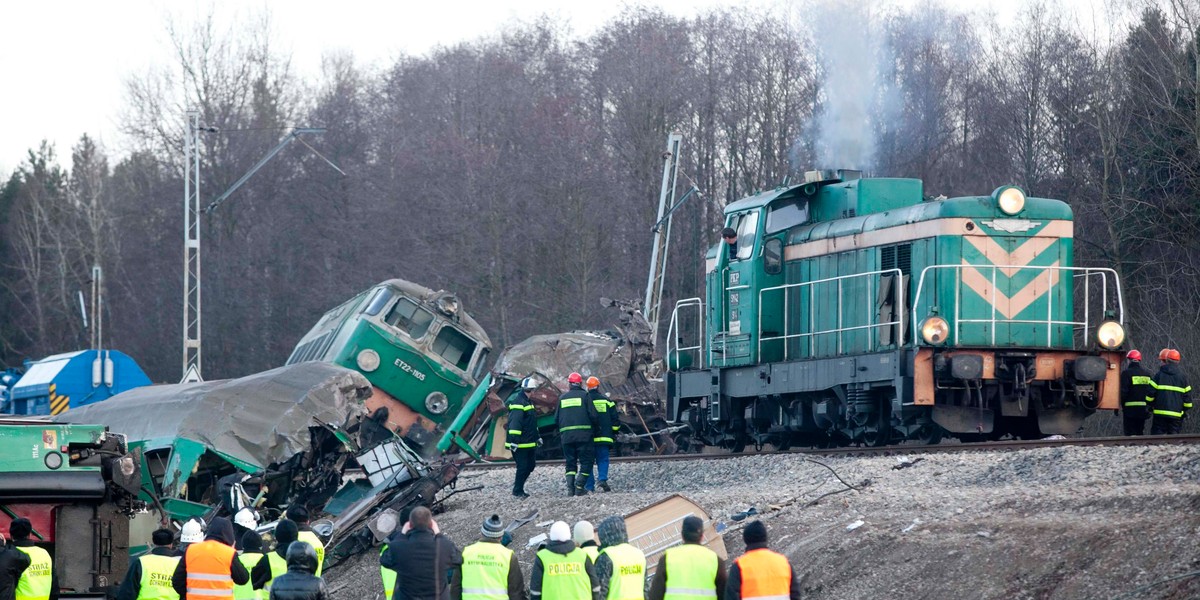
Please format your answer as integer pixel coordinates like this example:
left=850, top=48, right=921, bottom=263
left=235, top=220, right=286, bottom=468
left=783, top=218, right=1073, bottom=262
left=959, top=260, right=1062, bottom=319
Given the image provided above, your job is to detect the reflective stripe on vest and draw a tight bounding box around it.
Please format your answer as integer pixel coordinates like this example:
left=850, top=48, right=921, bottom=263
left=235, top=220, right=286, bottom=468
left=461, top=541, right=513, bottom=600
left=537, top=547, right=592, bottom=599
left=1131, top=376, right=1153, bottom=385
left=560, top=398, right=583, bottom=408
left=264, top=552, right=287, bottom=593
left=380, top=546, right=396, bottom=600
left=662, top=544, right=718, bottom=600
left=15, top=546, right=52, bottom=600
left=1124, top=401, right=1146, bottom=407
left=184, top=540, right=237, bottom=599
left=297, top=531, right=326, bottom=576
left=735, top=549, right=792, bottom=600
left=600, top=543, right=646, bottom=600
left=232, top=553, right=261, bottom=600
left=1154, top=409, right=1185, bottom=418
left=140, top=553, right=183, bottom=600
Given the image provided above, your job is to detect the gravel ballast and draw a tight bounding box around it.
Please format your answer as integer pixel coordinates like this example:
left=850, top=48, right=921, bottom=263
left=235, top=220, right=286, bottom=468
left=327, top=444, right=1200, bottom=599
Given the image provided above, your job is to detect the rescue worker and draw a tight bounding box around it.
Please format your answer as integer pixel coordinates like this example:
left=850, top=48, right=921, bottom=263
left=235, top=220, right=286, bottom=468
left=530, top=522, right=599, bottom=600
left=725, top=521, right=799, bottom=600
left=252, top=520, right=298, bottom=597
left=1148, top=348, right=1192, bottom=435
left=378, top=507, right=411, bottom=600
left=233, top=532, right=264, bottom=600
left=284, top=507, right=324, bottom=577
left=449, top=514, right=525, bottom=600
left=1119, top=349, right=1154, bottom=436
left=116, top=528, right=181, bottom=600
left=178, top=520, right=205, bottom=557
left=0, top=530, right=31, bottom=600
left=573, top=522, right=599, bottom=563
left=10, top=517, right=57, bottom=600
left=506, top=377, right=542, bottom=498
left=593, top=516, right=645, bottom=600
left=171, top=517, right=250, bottom=600
left=233, top=509, right=259, bottom=552
left=380, top=506, right=462, bottom=600
left=584, top=377, right=617, bottom=492
left=557, top=373, right=599, bottom=496
left=266, top=542, right=327, bottom=600
left=648, top=516, right=726, bottom=600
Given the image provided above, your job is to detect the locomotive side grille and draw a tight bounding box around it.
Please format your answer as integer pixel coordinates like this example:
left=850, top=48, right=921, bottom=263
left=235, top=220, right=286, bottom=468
left=881, top=244, right=912, bottom=275
left=287, top=331, right=335, bottom=364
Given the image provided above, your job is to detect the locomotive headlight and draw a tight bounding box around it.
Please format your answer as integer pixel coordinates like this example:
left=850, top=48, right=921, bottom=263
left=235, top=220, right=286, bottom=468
left=1096, top=320, right=1126, bottom=350
left=356, top=349, right=381, bottom=372
left=995, top=186, right=1026, bottom=215
left=920, top=316, right=950, bottom=345
left=44, top=451, right=63, bottom=470
left=425, top=391, right=449, bottom=414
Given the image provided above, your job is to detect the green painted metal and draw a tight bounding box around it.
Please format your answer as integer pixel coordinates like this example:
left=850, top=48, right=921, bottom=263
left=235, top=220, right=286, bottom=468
left=0, top=422, right=106, bottom=474
left=436, top=373, right=492, bottom=456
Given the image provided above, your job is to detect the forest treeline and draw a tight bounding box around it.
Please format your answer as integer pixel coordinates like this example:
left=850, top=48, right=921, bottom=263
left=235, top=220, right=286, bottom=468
left=2, top=1, right=1200, bottom=384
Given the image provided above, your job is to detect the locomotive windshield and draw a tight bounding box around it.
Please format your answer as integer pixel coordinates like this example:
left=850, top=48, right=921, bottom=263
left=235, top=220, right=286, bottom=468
left=729, top=211, right=759, bottom=260
left=432, top=325, right=478, bottom=372
left=765, top=197, right=808, bottom=234
left=385, top=297, right=435, bottom=340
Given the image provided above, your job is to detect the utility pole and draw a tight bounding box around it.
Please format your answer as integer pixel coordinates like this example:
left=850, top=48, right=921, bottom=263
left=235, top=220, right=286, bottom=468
left=182, top=110, right=203, bottom=383
left=643, top=134, right=684, bottom=347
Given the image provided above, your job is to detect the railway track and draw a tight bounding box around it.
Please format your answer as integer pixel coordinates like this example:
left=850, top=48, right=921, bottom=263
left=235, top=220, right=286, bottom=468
left=462, top=433, right=1200, bottom=469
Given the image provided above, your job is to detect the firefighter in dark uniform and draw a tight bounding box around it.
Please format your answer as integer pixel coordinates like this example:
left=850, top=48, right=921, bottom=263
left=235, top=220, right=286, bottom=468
left=506, top=377, right=542, bottom=498
left=1148, top=348, right=1191, bottom=435
left=556, top=372, right=599, bottom=497
left=584, top=377, right=617, bottom=493
left=1119, top=350, right=1154, bottom=436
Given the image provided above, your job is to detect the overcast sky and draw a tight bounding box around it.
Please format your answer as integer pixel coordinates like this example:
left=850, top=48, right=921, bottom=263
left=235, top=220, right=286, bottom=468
left=0, top=0, right=1113, bottom=177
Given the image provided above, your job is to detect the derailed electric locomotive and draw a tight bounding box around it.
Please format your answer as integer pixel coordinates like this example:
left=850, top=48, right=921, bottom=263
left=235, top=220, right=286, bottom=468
left=666, top=170, right=1125, bottom=449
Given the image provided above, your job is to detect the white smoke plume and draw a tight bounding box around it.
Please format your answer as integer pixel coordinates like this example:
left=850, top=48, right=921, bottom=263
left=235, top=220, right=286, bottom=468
left=807, top=1, right=882, bottom=171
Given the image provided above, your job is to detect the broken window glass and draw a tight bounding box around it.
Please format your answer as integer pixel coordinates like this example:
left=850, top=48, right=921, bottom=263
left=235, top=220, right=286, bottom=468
left=384, top=297, right=434, bottom=340
left=432, top=326, right=478, bottom=372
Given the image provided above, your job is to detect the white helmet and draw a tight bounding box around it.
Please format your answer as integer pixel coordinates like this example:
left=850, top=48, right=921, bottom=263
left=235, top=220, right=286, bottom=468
left=520, top=376, right=538, bottom=390
left=234, top=508, right=258, bottom=530
left=180, top=519, right=205, bottom=543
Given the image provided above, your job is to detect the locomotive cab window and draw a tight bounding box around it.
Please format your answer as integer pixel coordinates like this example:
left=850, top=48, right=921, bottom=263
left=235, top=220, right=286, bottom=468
left=363, top=287, right=394, bottom=316
left=728, top=211, right=759, bottom=261
left=432, top=326, right=478, bottom=372
left=472, top=348, right=490, bottom=380
left=763, top=238, right=783, bottom=274
left=765, top=197, right=808, bottom=234
left=384, top=297, right=435, bottom=340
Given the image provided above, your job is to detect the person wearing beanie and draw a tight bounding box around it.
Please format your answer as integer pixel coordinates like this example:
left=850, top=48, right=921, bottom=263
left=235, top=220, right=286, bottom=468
left=233, top=531, right=264, bottom=600
left=1119, top=350, right=1153, bottom=436
left=285, top=506, right=325, bottom=577
left=531, top=521, right=599, bottom=600
left=573, top=521, right=599, bottom=562
left=115, top=528, right=179, bottom=600
left=253, top=519, right=299, bottom=596
left=171, top=517, right=251, bottom=599
left=594, top=516, right=645, bottom=600
left=0, top=526, right=31, bottom=600
left=10, top=517, right=59, bottom=600
left=725, top=521, right=799, bottom=600
left=450, top=515, right=525, bottom=600
left=648, top=516, right=726, bottom=600
left=381, top=506, right=462, bottom=600
left=267, top=541, right=327, bottom=600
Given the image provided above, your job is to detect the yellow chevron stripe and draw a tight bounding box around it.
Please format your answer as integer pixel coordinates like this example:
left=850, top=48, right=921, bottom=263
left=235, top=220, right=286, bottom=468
left=960, top=260, right=1061, bottom=319
left=49, top=394, right=69, bottom=415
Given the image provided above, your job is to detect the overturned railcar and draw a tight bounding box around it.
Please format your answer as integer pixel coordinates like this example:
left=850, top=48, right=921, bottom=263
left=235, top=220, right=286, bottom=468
left=667, top=171, right=1125, bottom=449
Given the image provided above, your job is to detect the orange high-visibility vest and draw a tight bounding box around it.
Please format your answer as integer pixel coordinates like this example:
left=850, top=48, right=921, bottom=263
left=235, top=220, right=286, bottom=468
left=734, top=548, right=792, bottom=600
left=184, top=540, right=237, bottom=600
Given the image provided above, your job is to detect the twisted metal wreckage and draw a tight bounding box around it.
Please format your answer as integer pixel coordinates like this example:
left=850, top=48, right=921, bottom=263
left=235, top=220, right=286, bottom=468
left=51, top=303, right=671, bottom=567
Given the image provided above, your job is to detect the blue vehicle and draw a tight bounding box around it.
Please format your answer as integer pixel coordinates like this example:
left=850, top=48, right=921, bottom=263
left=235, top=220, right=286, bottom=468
left=1, top=350, right=151, bottom=416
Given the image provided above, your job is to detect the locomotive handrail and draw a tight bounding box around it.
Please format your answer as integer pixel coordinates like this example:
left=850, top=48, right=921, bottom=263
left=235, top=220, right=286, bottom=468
left=910, top=265, right=1124, bottom=348
left=758, top=268, right=905, bottom=360
left=667, top=298, right=705, bottom=370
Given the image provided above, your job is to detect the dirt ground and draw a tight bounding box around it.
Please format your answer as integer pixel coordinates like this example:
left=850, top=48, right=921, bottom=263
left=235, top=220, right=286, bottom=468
left=327, top=443, right=1200, bottom=600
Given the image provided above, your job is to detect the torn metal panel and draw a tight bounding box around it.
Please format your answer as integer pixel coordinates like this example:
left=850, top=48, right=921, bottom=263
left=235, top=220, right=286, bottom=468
left=624, top=494, right=727, bottom=579
left=52, top=362, right=371, bottom=469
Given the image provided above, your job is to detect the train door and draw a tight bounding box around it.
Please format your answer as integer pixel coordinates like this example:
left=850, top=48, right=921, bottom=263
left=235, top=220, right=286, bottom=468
left=715, top=210, right=761, bottom=367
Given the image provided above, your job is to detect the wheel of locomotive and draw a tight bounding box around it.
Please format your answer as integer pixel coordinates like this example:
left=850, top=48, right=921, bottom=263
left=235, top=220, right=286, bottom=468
left=915, top=423, right=944, bottom=446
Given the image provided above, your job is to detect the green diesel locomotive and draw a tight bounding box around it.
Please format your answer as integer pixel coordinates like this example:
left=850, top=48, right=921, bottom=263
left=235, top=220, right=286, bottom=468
left=286, top=280, right=492, bottom=455
left=667, top=170, right=1125, bottom=449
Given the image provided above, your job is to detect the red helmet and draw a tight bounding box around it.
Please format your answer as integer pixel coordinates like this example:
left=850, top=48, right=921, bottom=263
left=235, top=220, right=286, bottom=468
left=568, top=372, right=583, bottom=384
left=1166, top=349, right=1181, bottom=362
left=1126, top=350, right=1142, bottom=361
left=586, top=376, right=600, bottom=390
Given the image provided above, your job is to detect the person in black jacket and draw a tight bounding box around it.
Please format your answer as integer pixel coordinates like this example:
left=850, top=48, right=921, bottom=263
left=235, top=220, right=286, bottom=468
left=0, top=532, right=31, bottom=600
left=556, top=373, right=600, bottom=497
left=1148, top=348, right=1192, bottom=435
left=10, top=517, right=59, bottom=600
left=1119, top=350, right=1154, bottom=436
left=268, top=541, right=326, bottom=600
left=583, top=377, right=617, bottom=493
left=380, top=506, right=462, bottom=600
left=506, top=378, right=542, bottom=498
left=253, top=520, right=299, bottom=593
